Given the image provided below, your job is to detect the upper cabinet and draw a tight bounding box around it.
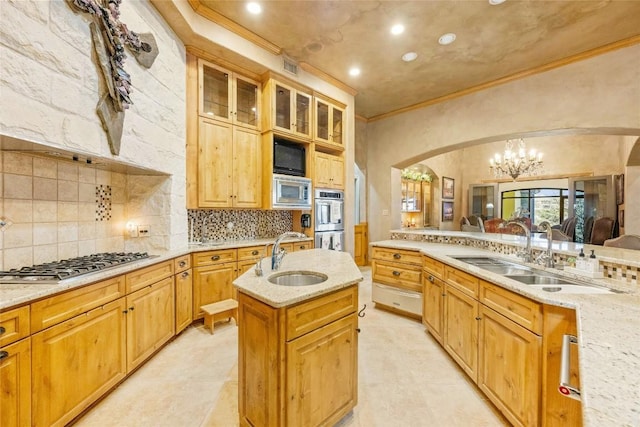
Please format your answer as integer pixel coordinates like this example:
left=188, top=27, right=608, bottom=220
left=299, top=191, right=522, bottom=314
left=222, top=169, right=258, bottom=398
left=198, top=59, right=261, bottom=130
left=264, top=78, right=312, bottom=139
left=314, top=97, right=345, bottom=147
left=401, top=179, right=422, bottom=212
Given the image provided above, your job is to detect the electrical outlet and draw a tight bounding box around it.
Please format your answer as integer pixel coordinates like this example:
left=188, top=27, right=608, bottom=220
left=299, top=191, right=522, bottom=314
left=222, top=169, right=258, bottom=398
left=382, top=209, right=389, bottom=216
left=128, top=227, right=139, bottom=238
left=137, top=225, right=150, bottom=236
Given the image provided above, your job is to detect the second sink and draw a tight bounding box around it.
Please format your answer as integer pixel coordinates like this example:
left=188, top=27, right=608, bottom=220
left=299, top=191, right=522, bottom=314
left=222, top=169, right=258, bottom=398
left=268, top=271, right=328, bottom=286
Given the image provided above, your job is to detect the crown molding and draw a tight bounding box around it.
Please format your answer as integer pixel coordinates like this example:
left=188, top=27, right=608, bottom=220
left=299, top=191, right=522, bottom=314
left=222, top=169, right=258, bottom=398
left=188, top=0, right=281, bottom=56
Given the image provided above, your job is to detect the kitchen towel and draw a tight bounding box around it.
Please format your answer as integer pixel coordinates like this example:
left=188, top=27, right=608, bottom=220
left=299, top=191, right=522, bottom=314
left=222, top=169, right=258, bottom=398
left=332, top=233, right=342, bottom=251
left=331, top=201, right=342, bottom=221
left=321, top=233, right=331, bottom=249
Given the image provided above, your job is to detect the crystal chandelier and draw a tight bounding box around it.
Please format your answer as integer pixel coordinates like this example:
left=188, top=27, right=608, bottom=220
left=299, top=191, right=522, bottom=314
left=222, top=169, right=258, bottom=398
left=489, top=138, right=543, bottom=180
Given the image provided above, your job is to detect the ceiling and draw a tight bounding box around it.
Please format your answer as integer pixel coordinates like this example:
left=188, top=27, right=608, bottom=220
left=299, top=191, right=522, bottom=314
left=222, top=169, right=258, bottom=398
left=167, top=1, right=640, bottom=120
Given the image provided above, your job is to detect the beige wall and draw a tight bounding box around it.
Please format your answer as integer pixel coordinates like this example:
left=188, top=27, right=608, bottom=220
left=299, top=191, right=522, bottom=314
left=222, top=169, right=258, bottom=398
left=365, top=44, right=640, bottom=243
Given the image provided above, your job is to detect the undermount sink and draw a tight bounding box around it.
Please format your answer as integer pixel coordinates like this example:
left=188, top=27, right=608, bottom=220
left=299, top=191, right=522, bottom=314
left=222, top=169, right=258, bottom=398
left=528, top=284, right=615, bottom=294
left=268, top=271, right=328, bottom=286
left=505, top=275, right=574, bottom=285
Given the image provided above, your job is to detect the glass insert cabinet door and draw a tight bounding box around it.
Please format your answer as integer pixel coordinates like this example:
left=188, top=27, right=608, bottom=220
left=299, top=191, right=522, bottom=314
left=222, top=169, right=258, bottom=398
left=315, top=98, right=344, bottom=145
left=401, top=179, right=422, bottom=212
left=201, top=63, right=230, bottom=120
left=274, top=82, right=312, bottom=138
left=235, top=77, right=259, bottom=128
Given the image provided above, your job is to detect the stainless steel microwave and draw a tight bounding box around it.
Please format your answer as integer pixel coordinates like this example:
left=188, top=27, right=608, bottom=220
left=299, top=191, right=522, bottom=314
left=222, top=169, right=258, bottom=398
left=272, top=174, right=312, bottom=209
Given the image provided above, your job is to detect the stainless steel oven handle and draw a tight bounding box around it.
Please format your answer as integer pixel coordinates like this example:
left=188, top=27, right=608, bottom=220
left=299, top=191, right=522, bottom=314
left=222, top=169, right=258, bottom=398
left=559, top=334, right=581, bottom=401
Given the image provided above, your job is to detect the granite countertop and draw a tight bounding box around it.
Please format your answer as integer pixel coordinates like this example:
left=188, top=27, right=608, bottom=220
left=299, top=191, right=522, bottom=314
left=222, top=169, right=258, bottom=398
left=372, top=238, right=640, bottom=427
left=0, top=237, right=313, bottom=310
left=233, top=248, right=363, bottom=308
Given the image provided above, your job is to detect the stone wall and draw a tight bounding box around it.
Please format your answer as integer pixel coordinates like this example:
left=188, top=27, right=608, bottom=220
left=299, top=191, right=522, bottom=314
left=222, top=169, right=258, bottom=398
left=0, top=0, right=187, bottom=265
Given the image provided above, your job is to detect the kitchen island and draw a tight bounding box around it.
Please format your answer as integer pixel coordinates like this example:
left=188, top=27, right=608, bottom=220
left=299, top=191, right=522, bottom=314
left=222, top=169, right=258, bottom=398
left=373, top=230, right=640, bottom=427
left=233, top=249, right=363, bottom=427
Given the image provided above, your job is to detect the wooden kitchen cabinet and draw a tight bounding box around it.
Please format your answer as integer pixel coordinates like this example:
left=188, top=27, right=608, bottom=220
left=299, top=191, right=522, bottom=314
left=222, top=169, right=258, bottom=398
left=443, top=283, right=479, bottom=382
left=314, top=97, right=344, bottom=147
left=401, top=179, right=421, bottom=212
left=1, top=337, right=31, bottom=427
left=174, top=255, right=193, bottom=334
left=238, top=286, right=358, bottom=427
left=31, top=298, right=127, bottom=427
left=423, top=272, right=445, bottom=345
left=193, top=262, right=237, bottom=319
left=542, top=305, right=582, bottom=427
left=0, top=305, right=30, bottom=348
left=478, top=305, right=541, bottom=427
left=198, top=59, right=261, bottom=130
left=372, top=246, right=423, bottom=318
left=125, top=276, right=175, bottom=372
left=197, top=117, right=261, bottom=208
left=264, top=78, right=312, bottom=139
left=314, top=151, right=344, bottom=189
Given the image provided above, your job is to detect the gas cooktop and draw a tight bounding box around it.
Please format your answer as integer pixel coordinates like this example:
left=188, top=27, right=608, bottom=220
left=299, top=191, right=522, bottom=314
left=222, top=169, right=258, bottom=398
left=0, top=252, right=151, bottom=284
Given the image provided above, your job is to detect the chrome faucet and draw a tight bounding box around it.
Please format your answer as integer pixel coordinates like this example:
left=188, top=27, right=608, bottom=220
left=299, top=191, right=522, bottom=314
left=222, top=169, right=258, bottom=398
left=254, top=231, right=307, bottom=276
left=505, top=220, right=532, bottom=263
left=536, top=221, right=555, bottom=268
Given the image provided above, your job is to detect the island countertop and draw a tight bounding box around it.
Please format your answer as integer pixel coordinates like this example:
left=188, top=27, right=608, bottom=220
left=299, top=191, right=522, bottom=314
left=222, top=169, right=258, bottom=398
left=372, top=237, right=640, bottom=427
left=233, top=249, right=363, bottom=308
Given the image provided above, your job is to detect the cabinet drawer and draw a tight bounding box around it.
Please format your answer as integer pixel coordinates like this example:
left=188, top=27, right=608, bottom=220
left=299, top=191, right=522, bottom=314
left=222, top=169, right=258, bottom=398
left=0, top=305, right=30, bottom=347
left=286, top=286, right=358, bottom=341
left=292, top=241, right=313, bottom=251
left=372, top=247, right=421, bottom=265
left=445, top=266, right=479, bottom=298
left=31, top=276, right=125, bottom=333
left=237, top=245, right=263, bottom=261
left=126, top=260, right=174, bottom=294
left=372, top=283, right=422, bottom=317
left=372, top=261, right=422, bottom=293
left=192, top=249, right=237, bottom=267
left=480, top=281, right=542, bottom=334
left=174, top=254, right=191, bottom=273
left=423, top=255, right=444, bottom=279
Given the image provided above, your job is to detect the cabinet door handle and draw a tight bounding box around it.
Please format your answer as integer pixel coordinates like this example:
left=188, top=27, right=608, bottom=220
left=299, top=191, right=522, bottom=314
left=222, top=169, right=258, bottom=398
left=392, top=271, right=401, bottom=277
left=211, top=255, right=220, bottom=261
left=393, top=253, right=401, bottom=259
left=0, top=351, right=8, bottom=361
left=251, top=250, right=259, bottom=256
left=559, top=334, right=581, bottom=401
left=179, top=260, right=187, bottom=267
left=428, top=275, right=434, bottom=283
left=123, top=310, right=128, bottom=314
left=0, top=326, right=5, bottom=335
left=129, top=307, right=135, bottom=311
left=442, top=293, right=446, bottom=297
left=181, top=271, right=190, bottom=279
left=475, top=317, right=482, bottom=320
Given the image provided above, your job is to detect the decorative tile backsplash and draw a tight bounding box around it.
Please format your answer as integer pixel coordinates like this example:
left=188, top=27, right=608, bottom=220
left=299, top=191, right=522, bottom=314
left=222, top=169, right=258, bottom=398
left=391, top=231, right=638, bottom=286
left=187, top=209, right=293, bottom=243
left=96, top=185, right=112, bottom=221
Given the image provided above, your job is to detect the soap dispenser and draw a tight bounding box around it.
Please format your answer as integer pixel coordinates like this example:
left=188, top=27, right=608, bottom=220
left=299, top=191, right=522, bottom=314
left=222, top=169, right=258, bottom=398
left=577, top=248, right=586, bottom=270
left=588, top=250, right=599, bottom=272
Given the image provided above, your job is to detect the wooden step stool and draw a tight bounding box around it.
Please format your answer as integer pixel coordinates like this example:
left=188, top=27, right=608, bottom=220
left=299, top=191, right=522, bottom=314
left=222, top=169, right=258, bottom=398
left=201, top=299, right=239, bottom=335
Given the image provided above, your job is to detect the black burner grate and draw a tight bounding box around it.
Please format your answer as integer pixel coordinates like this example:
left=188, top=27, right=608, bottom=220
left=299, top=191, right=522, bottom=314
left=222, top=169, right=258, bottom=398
left=0, top=252, right=150, bottom=283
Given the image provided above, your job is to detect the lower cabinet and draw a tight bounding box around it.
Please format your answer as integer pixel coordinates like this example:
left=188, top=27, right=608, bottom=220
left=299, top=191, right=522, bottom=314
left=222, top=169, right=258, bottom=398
left=126, top=277, right=175, bottom=372
left=175, top=269, right=193, bottom=334
left=422, top=273, right=445, bottom=345
left=193, top=262, right=237, bottom=319
left=443, top=284, right=479, bottom=382
left=478, top=305, right=541, bottom=427
left=238, top=286, right=358, bottom=427
left=285, top=315, right=358, bottom=427
left=31, top=298, right=127, bottom=427
left=0, top=337, right=31, bottom=427
left=542, top=305, right=582, bottom=427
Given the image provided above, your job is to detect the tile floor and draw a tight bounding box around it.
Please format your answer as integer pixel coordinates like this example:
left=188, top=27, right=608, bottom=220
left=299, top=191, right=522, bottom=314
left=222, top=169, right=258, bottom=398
left=74, top=267, right=509, bottom=427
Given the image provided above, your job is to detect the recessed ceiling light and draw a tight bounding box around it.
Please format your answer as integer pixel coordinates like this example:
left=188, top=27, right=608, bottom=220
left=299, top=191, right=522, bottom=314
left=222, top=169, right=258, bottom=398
left=390, top=24, right=405, bottom=35
left=246, top=2, right=262, bottom=14
left=402, top=52, right=418, bottom=62
left=489, top=0, right=506, bottom=4
left=349, top=67, right=361, bottom=77
left=438, top=33, right=456, bottom=45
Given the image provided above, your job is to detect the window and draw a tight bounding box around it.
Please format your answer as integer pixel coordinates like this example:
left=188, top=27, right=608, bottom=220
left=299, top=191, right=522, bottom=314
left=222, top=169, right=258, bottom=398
left=501, top=188, right=580, bottom=226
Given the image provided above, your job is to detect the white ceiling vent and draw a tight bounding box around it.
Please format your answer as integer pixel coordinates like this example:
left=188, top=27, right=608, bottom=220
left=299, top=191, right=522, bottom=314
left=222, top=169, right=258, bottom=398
left=283, top=57, right=298, bottom=75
